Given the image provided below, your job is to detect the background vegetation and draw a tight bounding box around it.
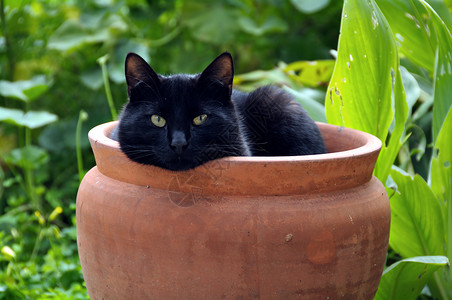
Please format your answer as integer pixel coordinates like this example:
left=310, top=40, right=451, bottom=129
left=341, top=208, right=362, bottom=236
left=0, top=0, right=451, bottom=299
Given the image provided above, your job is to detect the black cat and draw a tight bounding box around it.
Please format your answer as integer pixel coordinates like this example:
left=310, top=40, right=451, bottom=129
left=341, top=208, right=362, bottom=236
left=110, top=52, right=326, bottom=171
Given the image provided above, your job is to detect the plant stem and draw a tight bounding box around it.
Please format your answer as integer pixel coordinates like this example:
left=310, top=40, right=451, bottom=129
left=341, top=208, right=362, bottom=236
left=97, top=55, right=117, bottom=120
left=76, top=110, right=88, bottom=182
left=0, top=0, right=14, bottom=80
left=24, top=128, right=38, bottom=209
left=29, top=229, right=44, bottom=262
left=24, top=101, right=38, bottom=209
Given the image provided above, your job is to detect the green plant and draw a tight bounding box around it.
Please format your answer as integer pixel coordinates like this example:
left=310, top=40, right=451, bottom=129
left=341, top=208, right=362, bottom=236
left=325, top=0, right=452, bottom=298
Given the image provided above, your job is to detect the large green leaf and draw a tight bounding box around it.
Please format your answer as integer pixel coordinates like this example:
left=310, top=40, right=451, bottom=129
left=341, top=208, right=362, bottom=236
left=0, top=107, right=58, bottom=129
left=375, top=64, right=409, bottom=183
left=431, top=107, right=452, bottom=205
left=325, top=0, right=398, bottom=141
left=238, top=16, right=287, bottom=36
left=47, top=18, right=112, bottom=51
left=430, top=107, right=452, bottom=268
left=325, top=0, right=408, bottom=183
left=3, top=146, right=49, bottom=170
left=183, top=5, right=240, bottom=45
left=0, top=76, right=49, bottom=102
left=376, top=0, right=436, bottom=73
left=290, top=0, right=330, bottom=14
left=377, top=0, right=452, bottom=143
left=374, top=256, right=449, bottom=300
left=389, top=168, right=445, bottom=258
left=425, top=1, right=452, bottom=143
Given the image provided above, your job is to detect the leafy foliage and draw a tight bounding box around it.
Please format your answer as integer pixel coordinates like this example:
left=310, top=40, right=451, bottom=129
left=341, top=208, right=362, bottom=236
left=325, top=0, right=452, bottom=298
left=1, top=0, right=451, bottom=298
left=0, top=0, right=342, bottom=297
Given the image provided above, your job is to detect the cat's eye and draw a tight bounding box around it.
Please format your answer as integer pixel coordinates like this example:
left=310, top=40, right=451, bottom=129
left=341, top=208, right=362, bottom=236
left=193, top=114, right=208, bottom=126
left=151, top=115, right=166, bottom=127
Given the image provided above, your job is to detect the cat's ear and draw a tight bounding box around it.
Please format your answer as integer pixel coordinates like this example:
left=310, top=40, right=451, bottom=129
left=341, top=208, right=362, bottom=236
left=199, top=52, right=234, bottom=96
left=125, top=52, right=160, bottom=95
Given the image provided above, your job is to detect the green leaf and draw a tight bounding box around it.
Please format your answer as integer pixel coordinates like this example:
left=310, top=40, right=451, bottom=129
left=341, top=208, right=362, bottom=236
left=430, top=107, right=452, bottom=272
left=285, top=60, right=335, bottom=87
left=290, top=0, right=330, bottom=14
left=376, top=0, right=436, bottom=73
left=0, top=76, right=49, bottom=102
left=0, top=107, right=24, bottom=124
left=183, top=5, right=240, bottom=45
left=325, top=0, right=408, bottom=183
left=47, top=19, right=111, bottom=51
left=377, top=0, right=452, bottom=143
left=374, top=256, right=449, bottom=300
left=426, top=1, right=452, bottom=143
left=4, top=146, right=49, bottom=170
left=430, top=107, right=452, bottom=204
left=284, top=87, right=327, bottom=123
left=238, top=16, right=287, bottom=36
left=80, top=68, right=103, bottom=90
left=400, top=66, right=421, bottom=111
left=374, top=64, right=409, bottom=183
left=0, top=107, right=58, bottom=129
left=325, top=0, right=398, bottom=141
left=389, top=167, right=445, bottom=258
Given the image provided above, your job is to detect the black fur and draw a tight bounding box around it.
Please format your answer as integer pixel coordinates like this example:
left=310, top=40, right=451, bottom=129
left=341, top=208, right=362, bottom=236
left=111, top=52, right=326, bottom=171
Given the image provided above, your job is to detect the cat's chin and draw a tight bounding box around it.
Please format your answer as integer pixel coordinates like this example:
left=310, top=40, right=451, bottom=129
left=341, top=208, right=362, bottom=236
left=159, top=159, right=201, bottom=171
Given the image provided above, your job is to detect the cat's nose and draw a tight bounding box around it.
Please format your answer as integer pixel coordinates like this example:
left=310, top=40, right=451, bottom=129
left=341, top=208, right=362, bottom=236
left=171, top=131, right=188, bottom=155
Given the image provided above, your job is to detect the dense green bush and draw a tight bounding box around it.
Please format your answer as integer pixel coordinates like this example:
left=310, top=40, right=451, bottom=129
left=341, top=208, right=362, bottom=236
left=1, top=0, right=451, bottom=298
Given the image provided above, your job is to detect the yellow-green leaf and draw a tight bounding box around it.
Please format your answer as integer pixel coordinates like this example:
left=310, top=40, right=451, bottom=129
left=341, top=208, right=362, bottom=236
left=375, top=256, right=449, bottom=300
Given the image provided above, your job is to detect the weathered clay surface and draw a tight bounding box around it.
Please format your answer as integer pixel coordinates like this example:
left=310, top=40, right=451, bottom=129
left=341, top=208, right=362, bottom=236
left=76, top=121, right=390, bottom=299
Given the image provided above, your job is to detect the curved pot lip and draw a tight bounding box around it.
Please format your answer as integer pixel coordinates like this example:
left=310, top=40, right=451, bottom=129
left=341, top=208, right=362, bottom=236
left=86, top=121, right=382, bottom=196
left=90, top=121, right=382, bottom=163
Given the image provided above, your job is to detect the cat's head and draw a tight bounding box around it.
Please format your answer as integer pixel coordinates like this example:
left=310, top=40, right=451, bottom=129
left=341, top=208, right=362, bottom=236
left=117, top=52, right=248, bottom=171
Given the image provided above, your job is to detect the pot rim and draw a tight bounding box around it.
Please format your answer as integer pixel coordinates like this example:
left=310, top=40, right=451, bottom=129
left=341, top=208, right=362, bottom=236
left=90, top=121, right=382, bottom=163
left=87, top=121, right=382, bottom=195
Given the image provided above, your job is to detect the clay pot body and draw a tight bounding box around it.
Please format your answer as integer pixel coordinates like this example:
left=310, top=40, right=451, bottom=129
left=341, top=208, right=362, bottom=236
left=76, top=121, right=390, bottom=299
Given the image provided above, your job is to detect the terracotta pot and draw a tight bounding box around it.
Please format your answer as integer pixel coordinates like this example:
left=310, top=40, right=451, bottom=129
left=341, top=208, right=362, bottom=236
left=76, top=121, right=390, bottom=299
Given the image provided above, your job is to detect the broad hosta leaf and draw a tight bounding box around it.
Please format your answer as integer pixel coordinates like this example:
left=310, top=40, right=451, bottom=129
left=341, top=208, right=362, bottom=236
left=290, top=0, right=330, bottom=14
left=48, top=19, right=110, bottom=51
left=238, top=16, right=287, bottom=36
left=376, top=0, right=436, bottom=73
left=326, top=0, right=408, bottom=183
left=0, top=107, right=58, bottom=129
left=389, top=168, right=445, bottom=258
left=80, top=68, right=103, bottom=90
left=375, top=63, right=408, bottom=183
left=3, top=146, right=49, bottom=170
left=377, top=0, right=452, bottom=143
left=374, top=256, right=449, bottom=300
left=0, top=76, right=49, bottom=102
left=431, top=107, right=452, bottom=205
left=430, top=108, right=452, bottom=270
left=400, top=66, right=421, bottom=111
left=183, top=5, right=240, bottom=45
left=325, top=0, right=398, bottom=141
left=426, top=1, right=452, bottom=143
